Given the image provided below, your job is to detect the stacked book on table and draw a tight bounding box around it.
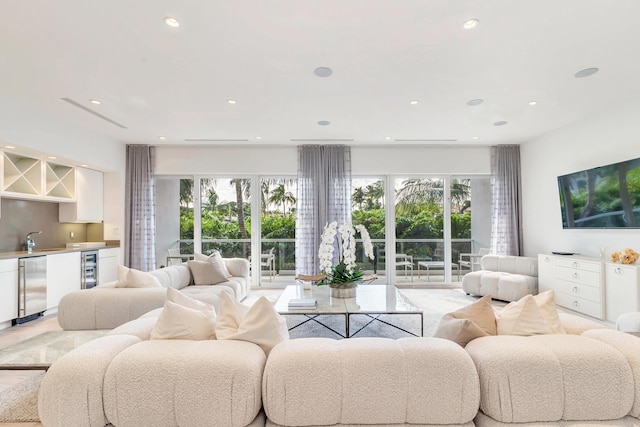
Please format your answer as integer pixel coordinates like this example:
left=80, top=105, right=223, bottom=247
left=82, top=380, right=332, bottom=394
left=287, top=298, right=318, bottom=309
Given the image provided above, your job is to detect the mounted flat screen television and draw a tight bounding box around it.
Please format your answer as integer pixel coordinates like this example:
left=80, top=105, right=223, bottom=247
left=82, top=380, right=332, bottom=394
left=558, top=157, right=640, bottom=229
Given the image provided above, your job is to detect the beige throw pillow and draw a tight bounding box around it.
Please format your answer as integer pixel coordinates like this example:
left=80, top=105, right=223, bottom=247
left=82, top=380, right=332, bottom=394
left=194, top=251, right=232, bottom=278
left=433, top=294, right=497, bottom=346
left=497, top=294, right=554, bottom=336
left=150, top=288, right=216, bottom=340
left=214, top=292, right=289, bottom=355
left=115, top=265, right=162, bottom=288
left=533, top=290, right=566, bottom=334
left=188, top=260, right=229, bottom=285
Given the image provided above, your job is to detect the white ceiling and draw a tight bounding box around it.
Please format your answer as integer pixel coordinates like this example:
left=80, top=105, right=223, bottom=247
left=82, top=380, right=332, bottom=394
left=2, top=0, right=640, bottom=148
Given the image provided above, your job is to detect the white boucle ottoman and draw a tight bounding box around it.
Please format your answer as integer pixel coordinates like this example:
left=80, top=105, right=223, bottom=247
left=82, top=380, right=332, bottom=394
left=465, top=334, right=634, bottom=424
left=263, top=337, right=479, bottom=427
left=103, top=339, right=266, bottom=427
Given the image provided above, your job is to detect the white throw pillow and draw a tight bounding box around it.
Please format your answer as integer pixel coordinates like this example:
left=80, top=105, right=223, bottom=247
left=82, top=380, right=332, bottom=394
left=215, top=292, right=289, bottom=355
left=115, top=265, right=162, bottom=288
left=194, top=251, right=232, bottom=278
left=533, top=290, right=566, bottom=334
left=497, top=294, right=554, bottom=336
left=187, top=260, right=229, bottom=285
left=150, top=288, right=217, bottom=340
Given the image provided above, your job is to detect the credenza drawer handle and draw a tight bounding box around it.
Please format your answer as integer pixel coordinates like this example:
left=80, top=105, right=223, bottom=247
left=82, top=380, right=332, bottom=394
left=573, top=300, right=580, bottom=307
left=615, top=268, right=622, bottom=274
left=572, top=262, right=578, bottom=268
left=572, top=272, right=579, bottom=279
left=572, top=286, right=578, bottom=293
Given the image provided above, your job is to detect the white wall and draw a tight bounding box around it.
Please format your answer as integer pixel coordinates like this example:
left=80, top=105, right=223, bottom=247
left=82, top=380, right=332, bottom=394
left=521, top=99, right=640, bottom=259
left=155, top=145, right=491, bottom=175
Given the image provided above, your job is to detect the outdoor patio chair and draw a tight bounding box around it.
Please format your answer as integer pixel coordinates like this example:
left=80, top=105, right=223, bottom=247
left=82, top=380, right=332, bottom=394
left=459, top=247, right=490, bottom=272
left=261, top=247, right=276, bottom=281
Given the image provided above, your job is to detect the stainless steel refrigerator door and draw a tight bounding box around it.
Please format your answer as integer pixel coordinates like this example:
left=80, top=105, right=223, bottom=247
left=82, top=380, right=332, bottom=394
left=18, top=256, right=47, bottom=317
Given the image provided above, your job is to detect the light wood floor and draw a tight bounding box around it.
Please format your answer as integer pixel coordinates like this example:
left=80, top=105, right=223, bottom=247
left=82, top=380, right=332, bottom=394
left=0, top=315, right=60, bottom=427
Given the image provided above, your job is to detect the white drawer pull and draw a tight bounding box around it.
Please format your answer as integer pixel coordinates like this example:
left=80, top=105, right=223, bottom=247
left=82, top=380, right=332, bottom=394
left=573, top=300, right=580, bottom=307
left=572, top=262, right=578, bottom=268
left=545, top=257, right=550, bottom=262
left=572, top=272, right=579, bottom=279
left=615, top=268, right=622, bottom=274
left=572, top=286, right=578, bottom=293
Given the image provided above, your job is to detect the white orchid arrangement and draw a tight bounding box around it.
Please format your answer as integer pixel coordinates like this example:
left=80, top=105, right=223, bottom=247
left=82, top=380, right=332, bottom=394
left=318, top=221, right=375, bottom=286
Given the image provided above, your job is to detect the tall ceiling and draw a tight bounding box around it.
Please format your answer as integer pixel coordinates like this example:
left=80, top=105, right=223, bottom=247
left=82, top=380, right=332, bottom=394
left=2, top=0, right=640, bottom=148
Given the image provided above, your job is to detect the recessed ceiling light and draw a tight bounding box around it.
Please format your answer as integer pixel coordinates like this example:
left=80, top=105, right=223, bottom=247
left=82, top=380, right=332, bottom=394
left=314, top=67, right=333, bottom=77
left=158, top=136, right=166, bottom=140
left=528, top=101, right=537, bottom=106
left=256, top=136, right=262, bottom=140
left=472, top=136, right=479, bottom=140
left=494, top=121, right=508, bottom=126
left=89, top=99, right=102, bottom=105
left=80, top=164, right=88, bottom=167
left=466, top=98, right=484, bottom=106
left=463, top=18, right=479, bottom=29
left=48, top=156, right=57, bottom=159
left=385, top=136, right=392, bottom=140
left=227, top=99, right=237, bottom=104
left=318, top=120, right=330, bottom=126
left=164, top=16, right=180, bottom=28
left=409, top=100, right=419, bottom=105
left=5, top=145, right=15, bottom=149
left=575, top=67, right=599, bottom=78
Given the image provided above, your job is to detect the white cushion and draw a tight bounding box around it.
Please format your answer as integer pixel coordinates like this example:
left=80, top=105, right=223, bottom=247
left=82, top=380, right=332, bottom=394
left=194, top=251, right=232, bottom=278
left=150, top=288, right=216, bottom=340
left=215, top=292, right=289, bottom=355
left=115, top=265, right=162, bottom=288
left=187, top=259, right=229, bottom=285
left=497, top=294, right=553, bottom=336
left=534, top=290, right=565, bottom=334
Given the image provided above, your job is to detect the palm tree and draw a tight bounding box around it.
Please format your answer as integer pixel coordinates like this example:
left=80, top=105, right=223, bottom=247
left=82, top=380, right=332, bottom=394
left=269, top=183, right=296, bottom=215
left=352, top=186, right=365, bottom=210
left=230, top=178, right=250, bottom=242
left=364, top=181, right=385, bottom=210
left=395, top=178, right=471, bottom=215
left=179, top=179, right=194, bottom=207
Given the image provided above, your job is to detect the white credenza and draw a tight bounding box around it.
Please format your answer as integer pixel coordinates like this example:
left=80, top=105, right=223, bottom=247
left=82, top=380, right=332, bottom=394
left=538, top=254, right=604, bottom=319
left=605, top=263, right=640, bottom=323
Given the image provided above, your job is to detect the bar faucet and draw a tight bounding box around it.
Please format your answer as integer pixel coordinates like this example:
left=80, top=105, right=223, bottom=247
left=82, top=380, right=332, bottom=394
left=26, top=231, right=42, bottom=254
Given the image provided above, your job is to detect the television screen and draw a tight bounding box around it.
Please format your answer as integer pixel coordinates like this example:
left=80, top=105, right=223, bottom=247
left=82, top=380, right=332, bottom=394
left=558, top=157, right=640, bottom=228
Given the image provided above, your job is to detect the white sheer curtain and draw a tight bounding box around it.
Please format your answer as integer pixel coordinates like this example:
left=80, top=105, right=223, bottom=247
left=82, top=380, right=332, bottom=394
left=124, top=145, right=157, bottom=270
left=296, top=145, right=352, bottom=275
left=490, top=145, right=523, bottom=256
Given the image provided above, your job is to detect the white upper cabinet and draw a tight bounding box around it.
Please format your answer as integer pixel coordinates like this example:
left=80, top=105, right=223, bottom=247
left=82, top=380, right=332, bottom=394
left=1, top=151, right=76, bottom=202
left=1, top=152, right=43, bottom=199
left=59, top=167, right=104, bottom=222
left=45, top=161, right=75, bottom=200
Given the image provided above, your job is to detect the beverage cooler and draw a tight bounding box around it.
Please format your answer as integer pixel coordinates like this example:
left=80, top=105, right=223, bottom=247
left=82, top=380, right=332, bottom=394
left=81, top=250, right=99, bottom=289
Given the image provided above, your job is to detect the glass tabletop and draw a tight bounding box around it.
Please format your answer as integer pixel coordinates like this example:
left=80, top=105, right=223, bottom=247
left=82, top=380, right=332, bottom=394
left=275, top=284, right=422, bottom=315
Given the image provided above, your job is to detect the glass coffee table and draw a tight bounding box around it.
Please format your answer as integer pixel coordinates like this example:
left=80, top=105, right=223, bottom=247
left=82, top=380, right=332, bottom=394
left=0, top=330, right=107, bottom=370
left=274, top=284, right=423, bottom=338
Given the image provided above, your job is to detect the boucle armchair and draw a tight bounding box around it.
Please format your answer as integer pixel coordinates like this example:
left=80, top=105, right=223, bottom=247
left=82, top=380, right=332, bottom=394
left=462, top=254, right=538, bottom=301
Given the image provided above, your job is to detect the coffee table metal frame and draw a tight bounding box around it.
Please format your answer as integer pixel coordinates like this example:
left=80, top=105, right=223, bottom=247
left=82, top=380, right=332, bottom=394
left=275, top=284, right=424, bottom=338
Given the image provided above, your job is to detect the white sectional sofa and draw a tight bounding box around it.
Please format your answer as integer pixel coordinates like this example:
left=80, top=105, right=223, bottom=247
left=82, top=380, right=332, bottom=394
left=38, top=306, right=640, bottom=427
left=57, top=258, right=250, bottom=330
left=462, top=254, right=538, bottom=302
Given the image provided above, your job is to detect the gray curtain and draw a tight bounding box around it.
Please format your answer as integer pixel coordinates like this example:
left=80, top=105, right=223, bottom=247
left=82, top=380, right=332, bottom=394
left=296, top=145, right=352, bottom=275
left=124, top=145, right=156, bottom=270
left=490, top=145, right=523, bottom=256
